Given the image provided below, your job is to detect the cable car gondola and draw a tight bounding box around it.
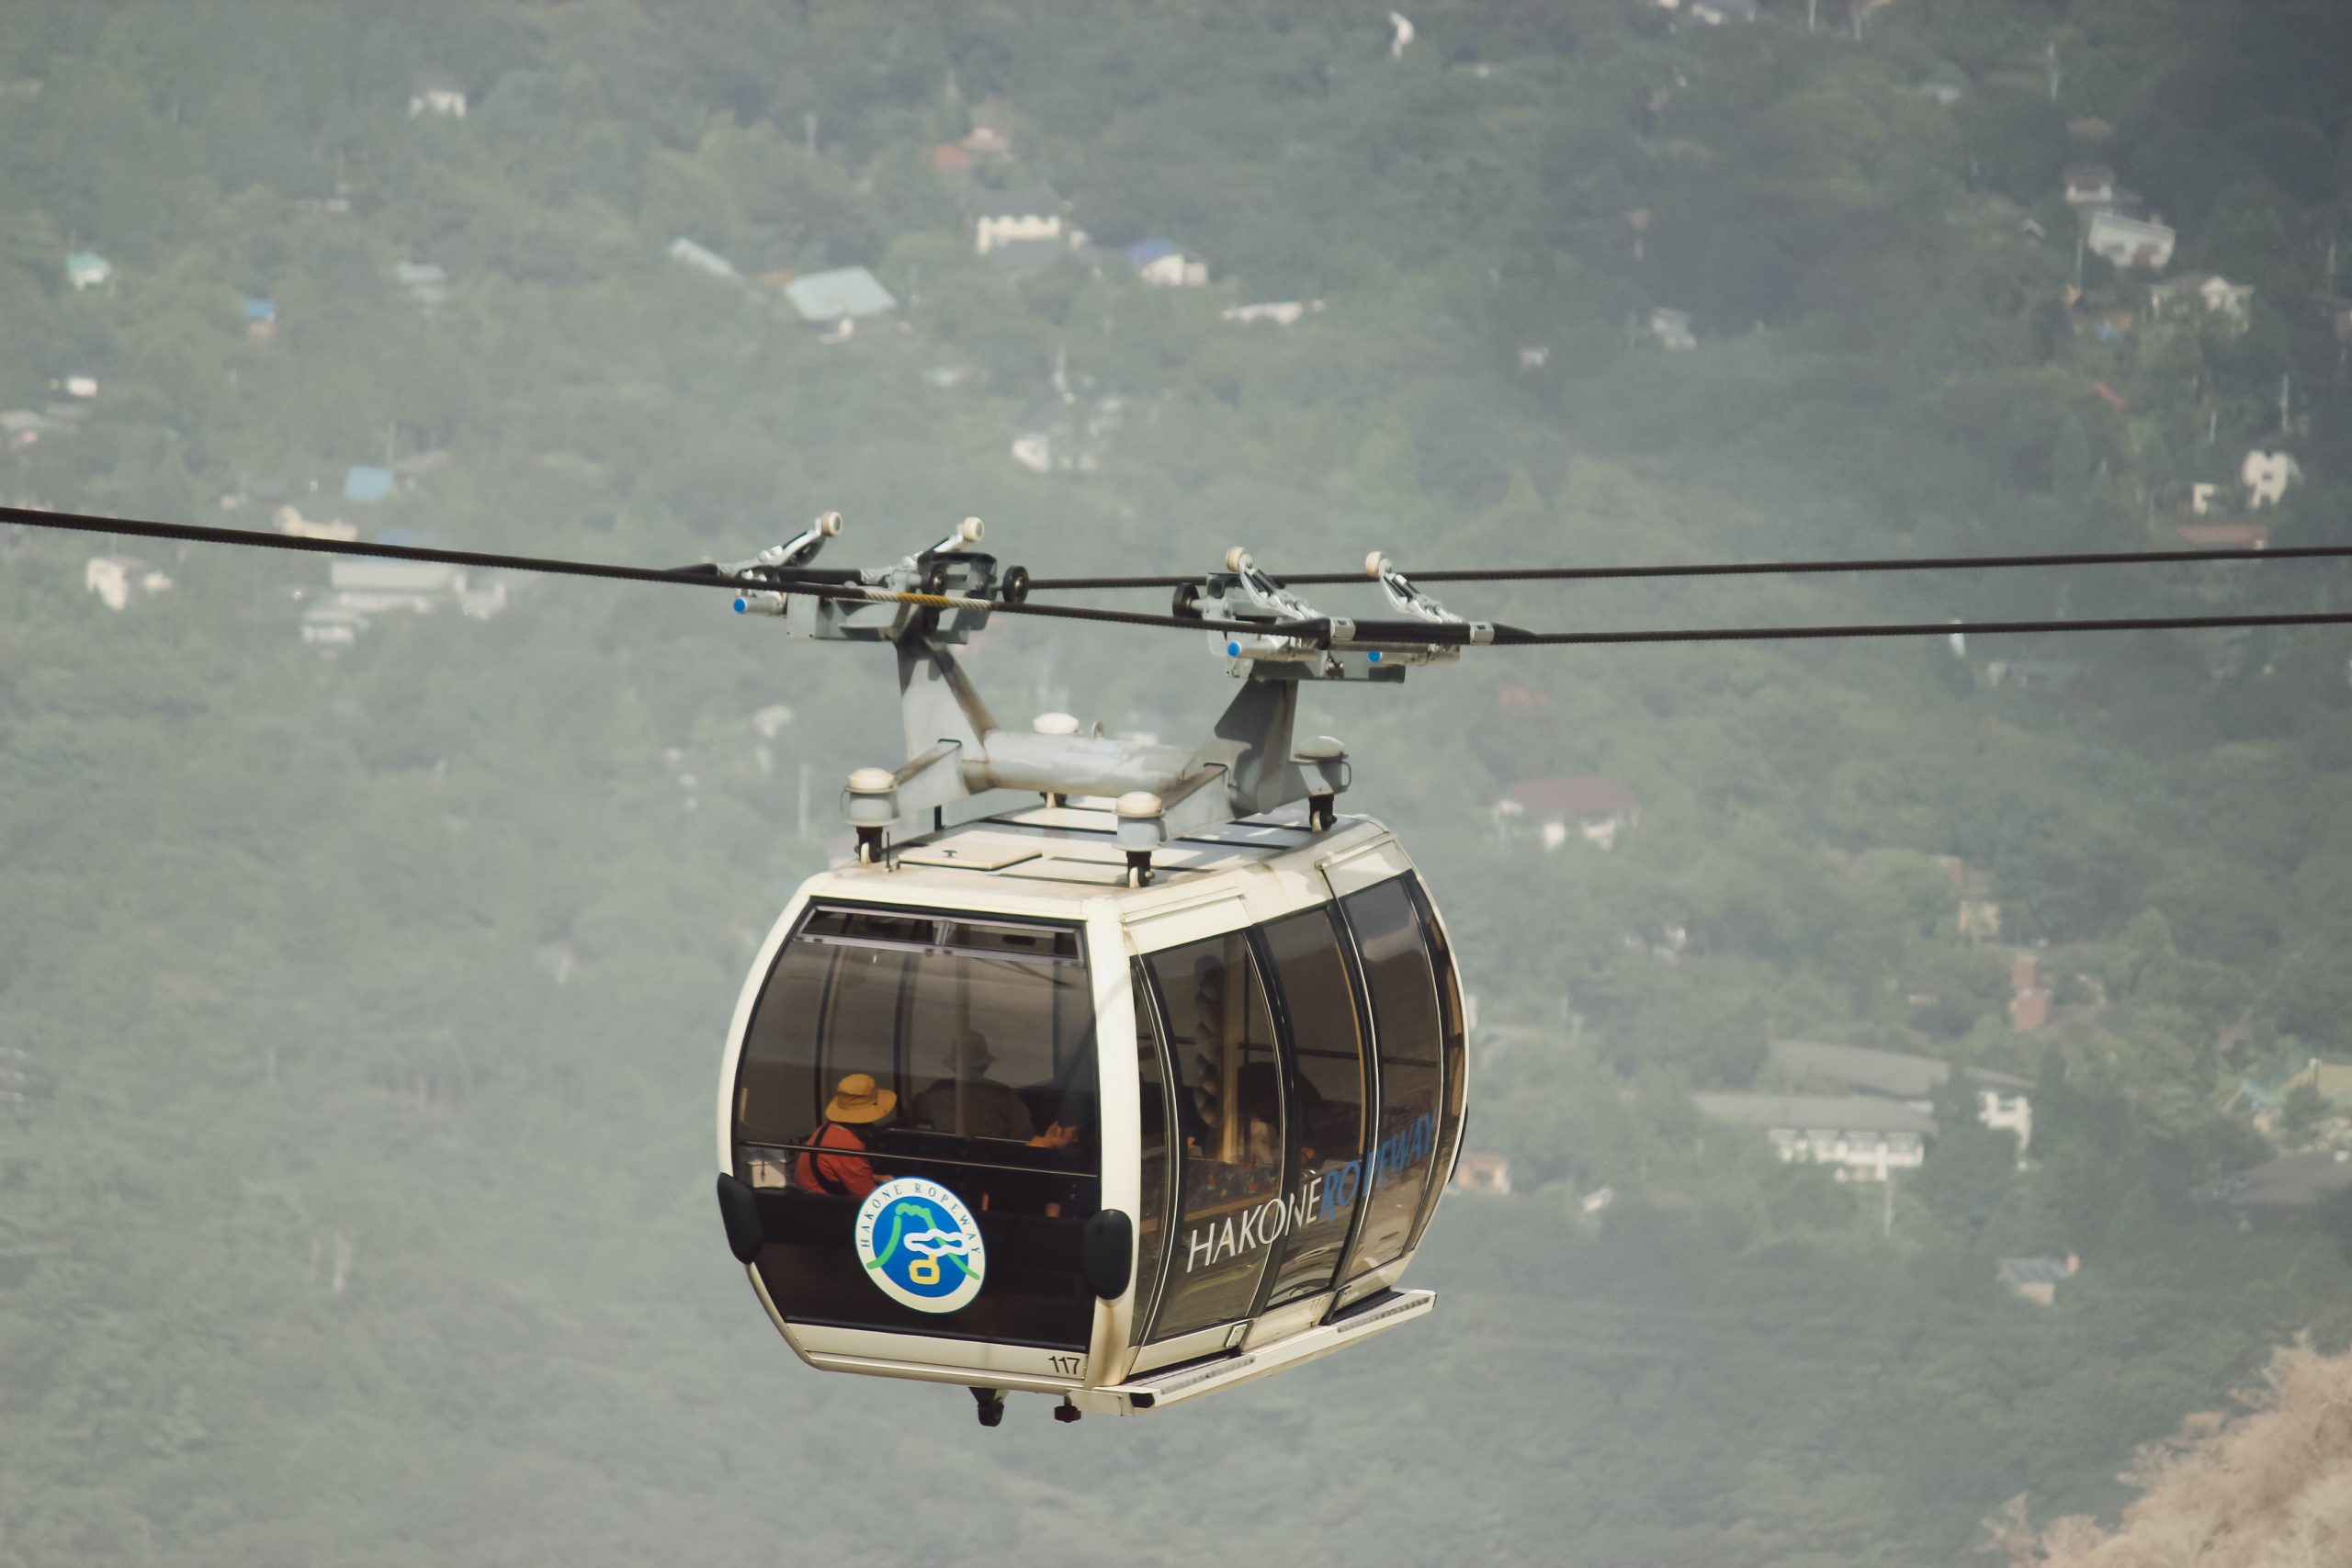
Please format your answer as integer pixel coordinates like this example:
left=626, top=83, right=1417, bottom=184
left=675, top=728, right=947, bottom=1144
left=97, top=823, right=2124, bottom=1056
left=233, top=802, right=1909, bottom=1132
left=711, top=523, right=1472, bottom=1420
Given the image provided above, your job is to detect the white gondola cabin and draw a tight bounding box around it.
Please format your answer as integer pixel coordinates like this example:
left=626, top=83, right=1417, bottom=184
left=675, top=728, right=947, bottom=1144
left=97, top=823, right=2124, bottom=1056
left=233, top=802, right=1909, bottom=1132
left=715, top=802, right=1466, bottom=1418
left=706, top=519, right=1478, bottom=1421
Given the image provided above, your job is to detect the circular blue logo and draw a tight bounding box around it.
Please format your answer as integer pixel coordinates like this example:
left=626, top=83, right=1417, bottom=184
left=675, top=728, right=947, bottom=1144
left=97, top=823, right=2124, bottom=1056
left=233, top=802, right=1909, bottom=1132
left=854, top=1177, right=987, bottom=1314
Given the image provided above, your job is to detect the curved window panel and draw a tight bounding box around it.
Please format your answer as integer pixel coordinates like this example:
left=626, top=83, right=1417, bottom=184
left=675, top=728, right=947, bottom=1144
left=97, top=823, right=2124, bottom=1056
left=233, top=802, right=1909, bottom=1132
left=1337, top=877, right=1442, bottom=1282
left=1143, top=931, right=1283, bottom=1341
left=1129, top=961, right=1176, bottom=1340
left=730, top=906, right=1099, bottom=1348
left=1405, top=878, right=1468, bottom=1253
left=1259, top=907, right=1369, bottom=1306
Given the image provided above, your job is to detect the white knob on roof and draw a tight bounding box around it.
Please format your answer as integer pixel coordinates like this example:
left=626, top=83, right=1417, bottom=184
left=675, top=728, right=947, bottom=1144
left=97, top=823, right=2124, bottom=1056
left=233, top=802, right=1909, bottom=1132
left=1114, top=791, right=1164, bottom=819
left=1225, top=546, right=1250, bottom=572
left=958, top=515, right=985, bottom=546
left=817, top=511, right=842, bottom=536
left=847, top=767, right=896, bottom=794
left=1294, top=735, right=1347, bottom=761
left=1032, top=711, right=1080, bottom=735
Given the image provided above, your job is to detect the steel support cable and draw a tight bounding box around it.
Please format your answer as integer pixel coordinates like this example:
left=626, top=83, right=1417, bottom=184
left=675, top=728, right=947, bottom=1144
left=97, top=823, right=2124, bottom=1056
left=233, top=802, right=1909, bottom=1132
left=1028, top=542, right=2352, bottom=592
left=9, top=502, right=2349, bottom=644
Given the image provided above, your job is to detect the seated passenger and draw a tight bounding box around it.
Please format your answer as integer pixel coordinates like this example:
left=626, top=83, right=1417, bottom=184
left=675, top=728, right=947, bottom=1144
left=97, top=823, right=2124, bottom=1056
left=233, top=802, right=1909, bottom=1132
left=913, top=1031, right=1046, bottom=1145
left=795, top=1073, right=895, bottom=1199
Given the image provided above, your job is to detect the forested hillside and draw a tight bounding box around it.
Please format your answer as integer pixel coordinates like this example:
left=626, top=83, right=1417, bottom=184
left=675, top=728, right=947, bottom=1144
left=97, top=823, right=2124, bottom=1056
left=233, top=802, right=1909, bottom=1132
left=4, top=3, right=2351, bottom=1565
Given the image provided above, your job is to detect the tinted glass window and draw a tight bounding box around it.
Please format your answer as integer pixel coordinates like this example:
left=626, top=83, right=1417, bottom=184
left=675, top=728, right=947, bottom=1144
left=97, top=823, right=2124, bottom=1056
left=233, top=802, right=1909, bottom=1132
left=1144, top=931, right=1283, bottom=1341
left=730, top=907, right=1099, bottom=1349
left=1260, top=907, right=1369, bottom=1306
left=1339, top=878, right=1442, bottom=1280
left=1407, top=878, right=1467, bottom=1253
left=1130, top=961, right=1175, bottom=1339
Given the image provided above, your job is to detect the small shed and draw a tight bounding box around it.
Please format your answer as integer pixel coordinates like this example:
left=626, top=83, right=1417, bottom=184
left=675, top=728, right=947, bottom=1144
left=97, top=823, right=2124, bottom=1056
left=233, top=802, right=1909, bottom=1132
left=66, top=252, right=112, bottom=290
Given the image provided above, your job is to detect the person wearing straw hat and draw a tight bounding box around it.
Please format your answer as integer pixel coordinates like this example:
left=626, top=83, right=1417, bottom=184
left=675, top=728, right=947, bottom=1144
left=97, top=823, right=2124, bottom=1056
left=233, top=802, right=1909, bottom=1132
left=795, top=1073, right=896, bottom=1199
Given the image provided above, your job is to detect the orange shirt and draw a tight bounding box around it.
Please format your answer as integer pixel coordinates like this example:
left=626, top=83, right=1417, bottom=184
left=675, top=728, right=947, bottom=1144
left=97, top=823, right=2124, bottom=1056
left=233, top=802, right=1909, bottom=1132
left=794, top=1121, right=880, bottom=1198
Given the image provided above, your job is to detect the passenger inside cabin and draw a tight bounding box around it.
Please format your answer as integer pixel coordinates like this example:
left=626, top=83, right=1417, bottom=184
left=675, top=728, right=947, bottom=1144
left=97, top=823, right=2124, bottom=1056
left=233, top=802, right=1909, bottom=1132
left=796, top=1073, right=896, bottom=1199
left=912, top=1030, right=1047, bottom=1144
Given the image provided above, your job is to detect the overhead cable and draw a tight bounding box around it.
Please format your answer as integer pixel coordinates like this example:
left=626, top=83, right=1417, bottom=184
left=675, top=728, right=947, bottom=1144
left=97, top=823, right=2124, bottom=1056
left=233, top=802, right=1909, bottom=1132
left=1029, top=542, right=2352, bottom=592
left=8, top=503, right=2348, bottom=647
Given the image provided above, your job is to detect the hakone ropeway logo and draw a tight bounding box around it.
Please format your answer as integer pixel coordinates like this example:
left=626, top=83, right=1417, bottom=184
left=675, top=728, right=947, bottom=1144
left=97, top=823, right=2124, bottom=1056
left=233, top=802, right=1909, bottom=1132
left=1182, top=1111, right=1434, bottom=1275
left=854, top=1177, right=987, bottom=1313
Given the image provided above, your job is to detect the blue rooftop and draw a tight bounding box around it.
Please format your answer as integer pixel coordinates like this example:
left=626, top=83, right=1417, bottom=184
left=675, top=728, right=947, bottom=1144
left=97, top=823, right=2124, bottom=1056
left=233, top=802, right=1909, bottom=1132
left=344, top=466, right=394, bottom=503
left=1125, top=239, right=1179, bottom=266
left=243, top=298, right=276, bottom=321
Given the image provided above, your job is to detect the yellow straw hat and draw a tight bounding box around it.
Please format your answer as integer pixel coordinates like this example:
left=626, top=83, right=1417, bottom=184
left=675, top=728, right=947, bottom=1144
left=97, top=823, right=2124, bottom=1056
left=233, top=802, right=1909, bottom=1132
left=826, top=1073, right=897, bottom=1124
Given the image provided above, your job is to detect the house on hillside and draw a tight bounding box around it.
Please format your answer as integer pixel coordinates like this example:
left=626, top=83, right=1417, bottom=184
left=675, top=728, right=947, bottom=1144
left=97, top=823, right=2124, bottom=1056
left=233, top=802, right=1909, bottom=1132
left=783, top=266, right=897, bottom=333
left=2149, top=273, right=2254, bottom=333
left=2192, top=1147, right=2352, bottom=1218
left=1930, top=854, right=2001, bottom=941
left=273, top=506, right=357, bottom=543
left=2008, top=952, right=2052, bottom=1034
left=1767, top=1039, right=2032, bottom=1152
left=1453, top=1154, right=1512, bottom=1195
left=300, top=604, right=366, bottom=649
left=1223, top=300, right=1324, bottom=326
left=1693, top=1093, right=1938, bottom=1182
left=409, top=69, right=467, bottom=118
left=328, top=559, right=504, bottom=619
left=1494, top=775, right=1640, bottom=851
left=2241, top=449, right=2301, bottom=510
left=1, top=410, right=62, bottom=446
left=2086, top=211, right=2176, bottom=271
left=395, top=261, right=447, bottom=307
left=1126, top=240, right=1208, bottom=287
left=85, top=557, right=174, bottom=611
left=667, top=237, right=737, bottom=280
left=976, top=190, right=1064, bottom=255
left=1648, top=307, right=1696, bottom=350
left=1997, top=1254, right=2079, bottom=1305
left=1687, top=0, right=1758, bottom=21
left=243, top=298, right=277, bottom=338
left=65, top=252, right=112, bottom=290
left=2063, top=164, right=2117, bottom=208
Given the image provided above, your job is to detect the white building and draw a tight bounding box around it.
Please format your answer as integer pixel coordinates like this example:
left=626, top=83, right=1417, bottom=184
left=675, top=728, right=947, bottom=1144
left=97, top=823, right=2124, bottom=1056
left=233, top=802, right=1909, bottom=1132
left=975, top=191, right=1063, bottom=255
left=2241, top=449, right=2302, bottom=510
left=2086, top=210, right=2176, bottom=271
left=2149, top=273, right=2254, bottom=333
left=327, top=559, right=505, bottom=619
left=300, top=605, right=366, bottom=648
left=1125, top=240, right=1208, bottom=287
left=1493, top=775, right=1641, bottom=851
left=85, top=557, right=173, bottom=611
left=1694, top=1093, right=1938, bottom=1182
left=409, top=69, right=467, bottom=118
left=1649, top=307, right=1697, bottom=350
left=1222, top=300, right=1324, bottom=326
left=1768, top=1039, right=2032, bottom=1153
